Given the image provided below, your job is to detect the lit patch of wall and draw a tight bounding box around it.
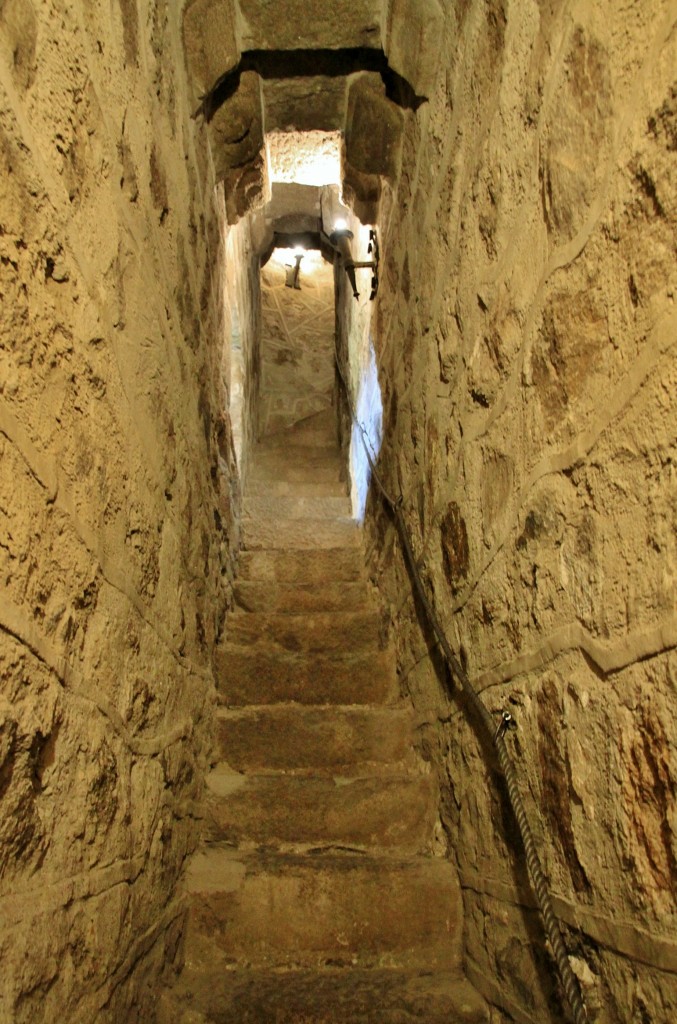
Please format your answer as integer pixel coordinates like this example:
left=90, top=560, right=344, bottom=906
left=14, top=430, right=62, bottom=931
left=266, top=130, right=342, bottom=187
left=270, top=247, right=327, bottom=277
left=351, top=341, right=383, bottom=521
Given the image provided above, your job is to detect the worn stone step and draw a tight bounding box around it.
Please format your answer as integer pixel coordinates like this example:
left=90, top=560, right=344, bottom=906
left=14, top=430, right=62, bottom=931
left=246, top=477, right=348, bottom=498
left=237, top=548, right=364, bottom=584
left=215, top=647, right=397, bottom=705
left=159, top=968, right=488, bottom=1024
left=215, top=705, right=414, bottom=773
left=226, top=610, right=383, bottom=655
left=259, top=409, right=339, bottom=450
left=248, top=450, right=343, bottom=486
left=255, top=431, right=339, bottom=454
left=233, top=579, right=369, bottom=614
left=243, top=495, right=351, bottom=520
left=183, top=848, right=462, bottom=972
left=251, top=440, right=340, bottom=460
left=202, top=769, right=435, bottom=851
left=241, top=516, right=360, bottom=550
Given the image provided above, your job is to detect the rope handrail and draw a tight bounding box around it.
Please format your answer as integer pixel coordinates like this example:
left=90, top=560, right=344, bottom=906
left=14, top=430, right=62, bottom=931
left=335, top=351, right=588, bottom=1024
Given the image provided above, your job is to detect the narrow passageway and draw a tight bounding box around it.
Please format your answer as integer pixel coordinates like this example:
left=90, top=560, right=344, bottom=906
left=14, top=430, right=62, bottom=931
left=159, top=407, right=487, bottom=1022
left=1, top=4, right=675, bottom=1023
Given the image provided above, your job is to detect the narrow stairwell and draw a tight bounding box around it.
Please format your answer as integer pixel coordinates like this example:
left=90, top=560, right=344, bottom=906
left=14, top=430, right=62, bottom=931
left=162, top=410, right=488, bottom=1023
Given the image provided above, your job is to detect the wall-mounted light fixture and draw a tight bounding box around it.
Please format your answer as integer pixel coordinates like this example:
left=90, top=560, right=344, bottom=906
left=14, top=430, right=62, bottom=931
left=329, top=224, right=379, bottom=301
left=284, top=246, right=305, bottom=290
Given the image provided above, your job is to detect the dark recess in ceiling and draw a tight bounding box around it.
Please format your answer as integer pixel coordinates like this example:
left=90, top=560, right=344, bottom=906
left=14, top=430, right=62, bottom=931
left=195, top=48, right=427, bottom=121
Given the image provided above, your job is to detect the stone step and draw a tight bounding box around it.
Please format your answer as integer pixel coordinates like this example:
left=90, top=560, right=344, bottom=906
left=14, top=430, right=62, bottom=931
left=259, top=409, right=339, bottom=450
left=215, top=647, right=397, bottom=705
left=225, top=609, right=383, bottom=656
left=215, top=705, right=414, bottom=773
left=251, top=442, right=342, bottom=466
left=246, top=477, right=348, bottom=498
left=248, top=450, right=343, bottom=486
left=241, top=516, right=360, bottom=550
left=202, top=768, right=435, bottom=851
left=237, top=548, right=364, bottom=584
left=243, top=495, right=351, bottom=519
left=233, top=579, right=369, bottom=614
left=159, top=968, right=488, bottom=1024
left=256, top=431, right=339, bottom=453
left=183, top=848, right=462, bottom=972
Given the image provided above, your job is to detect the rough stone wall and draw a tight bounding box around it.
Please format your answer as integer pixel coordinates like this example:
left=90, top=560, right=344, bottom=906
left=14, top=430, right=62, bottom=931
left=365, top=2, right=677, bottom=1021
left=0, top=2, right=239, bottom=1020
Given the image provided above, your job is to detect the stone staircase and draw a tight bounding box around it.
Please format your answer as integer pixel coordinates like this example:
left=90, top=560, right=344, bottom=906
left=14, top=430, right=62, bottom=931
left=160, top=411, right=487, bottom=1023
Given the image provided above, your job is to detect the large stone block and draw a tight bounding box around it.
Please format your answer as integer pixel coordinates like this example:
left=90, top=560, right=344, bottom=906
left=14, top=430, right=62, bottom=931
left=238, top=0, right=383, bottom=51
left=263, top=76, right=349, bottom=132
left=215, top=705, right=414, bottom=771
left=209, top=71, right=264, bottom=178
left=384, top=0, right=444, bottom=98
left=203, top=769, right=437, bottom=850
left=215, top=645, right=397, bottom=705
left=345, top=73, right=404, bottom=181
left=539, top=25, right=613, bottom=239
left=184, top=849, right=462, bottom=970
left=182, top=0, right=240, bottom=97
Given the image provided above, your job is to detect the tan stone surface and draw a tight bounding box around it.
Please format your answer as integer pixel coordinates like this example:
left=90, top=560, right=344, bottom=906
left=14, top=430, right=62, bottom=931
left=203, top=770, right=436, bottom=850
left=226, top=607, right=383, bottom=654
left=184, top=848, right=461, bottom=970
left=215, top=704, right=414, bottom=771
left=0, top=2, right=242, bottom=1019
left=238, top=0, right=382, bottom=52
left=383, top=0, right=444, bottom=98
left=262, top=75, right=349, bottom=133
left=238, top=547, right=365, bottom=583
left=248, top=447, right=344, bottom=483
left=3, top=1, right=673, bottom=1021
left=267, top=130, right=342, bottom=187
left=163, top=417, right=478, bottom=1020
left=241, top=514, right=360, bottom=549
left=233, top=578, right=368, bottom=613
left=216, top=645, right=397, bottom=706
left=182, top=0, right=240, bottom=98
left=243, top=494, right=351, bottom=517
left=362, top=1, right=677, bottom=1021
left=159, top=967, right=489, bottom=1024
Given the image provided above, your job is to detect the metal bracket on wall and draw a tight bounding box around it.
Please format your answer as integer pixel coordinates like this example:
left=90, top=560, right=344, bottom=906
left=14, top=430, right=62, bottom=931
left=368, top=229, right=379, bottom=300
left=350, top=228, right=379, bottom=300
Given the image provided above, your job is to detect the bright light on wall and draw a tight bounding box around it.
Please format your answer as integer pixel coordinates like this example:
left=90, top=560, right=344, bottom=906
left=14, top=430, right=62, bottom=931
left=271, top=247, right=325, bottom=274
left=266, top=130, right=342, bottom=187
left=351, top=342, right=383, bottom=521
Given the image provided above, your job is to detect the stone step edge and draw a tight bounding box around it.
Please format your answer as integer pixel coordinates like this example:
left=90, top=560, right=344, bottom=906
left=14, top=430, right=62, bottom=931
left=214, top=702, right=411, bottom=716
left=219, top=640, right=389, bottom=656
left=158, top=971, right=488, bottom=1024
left=184, top=845, right=457, bottom=891
left=205, top=765, right=427, bottom=791
left=197, top=839, right=442, bottom=860
left=225, top=609, right=382, bottom=625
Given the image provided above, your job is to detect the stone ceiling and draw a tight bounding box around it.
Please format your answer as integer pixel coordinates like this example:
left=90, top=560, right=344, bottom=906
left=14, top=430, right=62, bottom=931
left=181, top=0, right=444, bottom=229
